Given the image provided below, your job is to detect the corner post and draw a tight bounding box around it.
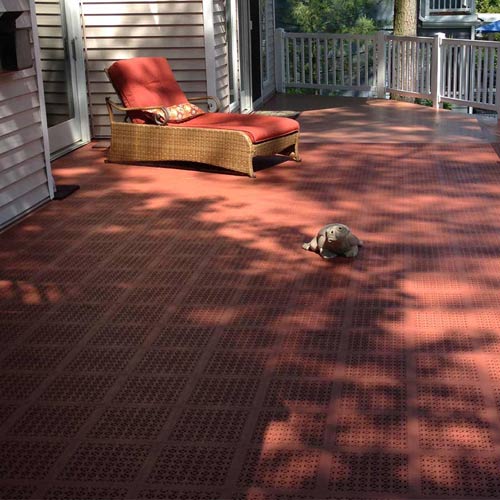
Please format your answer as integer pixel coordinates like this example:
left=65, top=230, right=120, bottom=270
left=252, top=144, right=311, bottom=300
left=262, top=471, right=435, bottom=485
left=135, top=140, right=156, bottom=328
left=375, top=31, right=386, bottom=98
left=496, top=46, right=500, bottom=120
left=274, top=28, right=286, bottom=93
left=431, top=32, right=445, bottom=109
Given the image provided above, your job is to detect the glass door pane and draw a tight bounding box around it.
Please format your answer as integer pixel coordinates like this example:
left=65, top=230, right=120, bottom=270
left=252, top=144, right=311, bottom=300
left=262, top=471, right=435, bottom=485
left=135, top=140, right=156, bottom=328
left=35, top=0, right=89, bottom=157
left=38, top=0, right=74, bottom=127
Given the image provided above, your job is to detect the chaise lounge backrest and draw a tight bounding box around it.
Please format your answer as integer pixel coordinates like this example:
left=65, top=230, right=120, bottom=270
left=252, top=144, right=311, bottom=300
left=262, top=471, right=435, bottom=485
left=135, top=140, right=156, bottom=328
left=107, top=57, right=191, bottom=124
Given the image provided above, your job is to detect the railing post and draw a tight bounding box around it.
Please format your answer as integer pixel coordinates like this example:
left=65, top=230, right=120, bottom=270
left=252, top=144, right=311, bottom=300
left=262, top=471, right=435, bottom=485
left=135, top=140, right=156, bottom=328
left=375, top=31, right=386, bottom=98
left=431, top=33, right=445, bottom=109
left=274, top=28, right=286, bottom=93
left=496, top=45, right=500, bottom=119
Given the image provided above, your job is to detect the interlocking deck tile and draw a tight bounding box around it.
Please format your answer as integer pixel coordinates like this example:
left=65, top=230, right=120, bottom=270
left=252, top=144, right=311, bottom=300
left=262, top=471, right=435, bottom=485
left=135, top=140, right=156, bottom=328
left=2, top=126, right=500, bottom=498
left=58, top=443, right=150, bottom=482
left=0, top=440, right=66, bottom=480
left=87, top=406, right=171, bottom=440
left=8, top=405, right=95, bottom=438
left=169, top=408, right=250, bottom=443
left=147, top=445, right=236, bottom=486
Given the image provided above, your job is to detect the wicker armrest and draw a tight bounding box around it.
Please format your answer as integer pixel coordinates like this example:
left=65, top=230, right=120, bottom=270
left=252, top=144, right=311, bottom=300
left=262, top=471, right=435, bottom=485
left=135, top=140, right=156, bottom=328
left=188, top=96, right=222, bottom=112
left=105, top=98, right=169, bottom=125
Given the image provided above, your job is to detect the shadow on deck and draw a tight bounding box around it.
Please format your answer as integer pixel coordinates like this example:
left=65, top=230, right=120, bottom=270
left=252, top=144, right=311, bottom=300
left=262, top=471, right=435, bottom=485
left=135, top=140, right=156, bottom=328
left=1, top=96, right=500, bottom=499
left=265, top=94, right=500, bottom=144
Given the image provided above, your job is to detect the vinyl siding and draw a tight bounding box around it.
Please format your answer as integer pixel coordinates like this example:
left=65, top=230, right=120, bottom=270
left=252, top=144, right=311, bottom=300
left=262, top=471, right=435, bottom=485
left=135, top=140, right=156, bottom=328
left=0, top=7, right=51, bottom=230
left=80, top=0, right=208, bottom=137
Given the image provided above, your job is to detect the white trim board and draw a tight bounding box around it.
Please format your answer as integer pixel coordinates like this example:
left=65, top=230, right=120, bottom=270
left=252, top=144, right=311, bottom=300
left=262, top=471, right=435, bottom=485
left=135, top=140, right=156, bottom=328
left=202, top=0, right=217, bottom=102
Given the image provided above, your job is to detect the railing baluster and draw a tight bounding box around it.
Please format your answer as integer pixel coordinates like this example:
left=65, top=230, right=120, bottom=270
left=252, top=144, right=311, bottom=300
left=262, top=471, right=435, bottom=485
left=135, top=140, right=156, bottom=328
left=309, top=37, right=313, bottom=85
left=402, top=40, right=406, bottom=90
left=348, top=38, right=353, bottom=87
left=392, top=39, right=397, bottom=90
left=409, top=40, right=413, bottom=91
left=488, top=46, right=494, bottom=104
left=411, top=40, right=416, bottom=92
left=477, top=46, right=482, bottom=104
left=324, top=38, right=329, bottom=86
left=448, top=44, right=453, bottom=98
left=301, top=38, right=305, bottom=85
left=356, top=39, right=361, bottom=87
left=387, top=38, right=392, bottom=90
left=285, top=36, right=290, bottom=86
left=316, top=36, right=321, bottom=85
left=464, top=44, right=470, bottom=102
left=452, top=45, right=457, bottom=98
left=470, top=45, right=475, bottom=103
left=332, top=38, right=337, bottom=87
left=340, top=38, right=345, bottom=86
left=458, top=44, right=464, bottom=100
left=292, top=37, right=297, bottom=83
left=365, top=39, right=369, bottom=87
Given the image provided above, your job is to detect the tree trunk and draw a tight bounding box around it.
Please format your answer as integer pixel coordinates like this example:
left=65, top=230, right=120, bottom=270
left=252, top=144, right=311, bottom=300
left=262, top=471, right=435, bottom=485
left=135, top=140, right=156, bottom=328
left=392, top=0, right=418, bottom=101
left=393, top=0, right=418, bottom=36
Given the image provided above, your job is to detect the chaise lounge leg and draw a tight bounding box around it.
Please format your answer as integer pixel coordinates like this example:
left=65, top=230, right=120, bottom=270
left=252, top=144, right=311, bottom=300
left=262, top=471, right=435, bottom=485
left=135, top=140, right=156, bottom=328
left=291, top=140, right=301, bottom=162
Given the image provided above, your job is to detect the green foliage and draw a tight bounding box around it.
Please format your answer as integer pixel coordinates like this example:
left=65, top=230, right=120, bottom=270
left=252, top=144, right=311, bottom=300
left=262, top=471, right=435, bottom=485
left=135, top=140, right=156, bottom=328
left=414, top=98, right=453, bottom=110
left=278, top=0, right=380, bottom=34
left=351, top=15, right=379, bottom=34
left=286, top=87, right=321, bottom=95
left=476, top=0, right=499, bottom=13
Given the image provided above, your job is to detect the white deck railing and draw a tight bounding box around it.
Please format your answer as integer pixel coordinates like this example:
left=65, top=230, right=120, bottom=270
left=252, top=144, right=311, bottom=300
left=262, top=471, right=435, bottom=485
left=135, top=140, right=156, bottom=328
left=275, top=29, right=500, bottom=115
left=385, top=35, right=434, bottom=98
left=278, top=32, right=377, bottom=92
left=441, top=38, right=499, bottom=111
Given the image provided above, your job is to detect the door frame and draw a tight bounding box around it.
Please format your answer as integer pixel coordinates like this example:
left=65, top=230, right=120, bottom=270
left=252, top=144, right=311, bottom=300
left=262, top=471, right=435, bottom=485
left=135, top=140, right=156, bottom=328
left=237, top=0, right=253, bottom=112
left=36, top=0, right=90, bottom=159
left=29, top=0, right=55, bottom=198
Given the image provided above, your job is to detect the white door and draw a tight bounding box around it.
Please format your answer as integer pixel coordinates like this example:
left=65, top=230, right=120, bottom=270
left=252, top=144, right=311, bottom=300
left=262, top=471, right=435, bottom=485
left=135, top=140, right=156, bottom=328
left=238, top=0, right=253, bottom=112
left=35, top=0, right=90, bottom=158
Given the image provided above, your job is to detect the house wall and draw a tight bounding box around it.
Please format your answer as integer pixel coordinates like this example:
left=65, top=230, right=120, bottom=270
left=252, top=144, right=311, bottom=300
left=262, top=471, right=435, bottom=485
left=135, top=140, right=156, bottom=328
left=80, top=0, right=211, bottom=137
left=80, top=0, right=276, bottom=136
left=0, top=0, right=53, bottom=230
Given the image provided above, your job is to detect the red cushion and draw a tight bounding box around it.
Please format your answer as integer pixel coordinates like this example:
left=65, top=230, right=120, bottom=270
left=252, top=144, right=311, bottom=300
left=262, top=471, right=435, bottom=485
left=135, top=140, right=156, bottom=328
left=171, top=112, right=299, bottom=143
left=107, top=57, right=190, bottom=124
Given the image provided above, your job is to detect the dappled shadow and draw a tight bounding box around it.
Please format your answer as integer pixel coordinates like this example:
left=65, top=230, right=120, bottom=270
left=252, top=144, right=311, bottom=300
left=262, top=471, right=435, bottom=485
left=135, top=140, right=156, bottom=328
left=1, top=112, right=500, bottom=500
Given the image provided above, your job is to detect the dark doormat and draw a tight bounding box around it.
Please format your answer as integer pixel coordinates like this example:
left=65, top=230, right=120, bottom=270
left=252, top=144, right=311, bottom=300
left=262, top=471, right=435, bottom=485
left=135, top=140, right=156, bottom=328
left=53, top=184, right=80, bottom=200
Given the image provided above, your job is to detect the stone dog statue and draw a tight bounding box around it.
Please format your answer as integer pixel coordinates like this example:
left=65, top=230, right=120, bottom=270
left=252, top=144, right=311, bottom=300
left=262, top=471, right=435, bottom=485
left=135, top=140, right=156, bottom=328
left=302, top=223, right=363, bottom=259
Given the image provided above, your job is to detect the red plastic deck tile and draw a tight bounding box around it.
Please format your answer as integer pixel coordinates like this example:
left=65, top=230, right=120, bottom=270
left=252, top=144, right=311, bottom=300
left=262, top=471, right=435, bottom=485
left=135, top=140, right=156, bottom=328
left=2, top=106, right=500, bottom=498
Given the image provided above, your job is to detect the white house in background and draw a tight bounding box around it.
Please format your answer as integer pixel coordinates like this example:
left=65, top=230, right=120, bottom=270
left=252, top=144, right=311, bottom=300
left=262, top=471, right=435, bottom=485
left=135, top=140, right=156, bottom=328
left=0, top=0, right=277, bottom=230
left=418, top=0, right=479, bottom=38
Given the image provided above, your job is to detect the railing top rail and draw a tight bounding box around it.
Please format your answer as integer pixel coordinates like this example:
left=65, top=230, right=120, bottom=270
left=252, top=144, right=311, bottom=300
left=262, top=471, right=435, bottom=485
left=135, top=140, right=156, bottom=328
left=282, top=32, right=376, bottom=40
left=428, top=6, right=471, bottom=10
left=385, top=35, right=434, bottom=42
left=441, top=38, right=500, bottom=47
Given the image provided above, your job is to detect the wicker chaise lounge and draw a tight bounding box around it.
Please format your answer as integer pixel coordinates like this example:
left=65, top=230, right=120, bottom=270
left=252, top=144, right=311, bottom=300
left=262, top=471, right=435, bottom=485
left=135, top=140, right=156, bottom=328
left=105, top=57, right=301, bottom=177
